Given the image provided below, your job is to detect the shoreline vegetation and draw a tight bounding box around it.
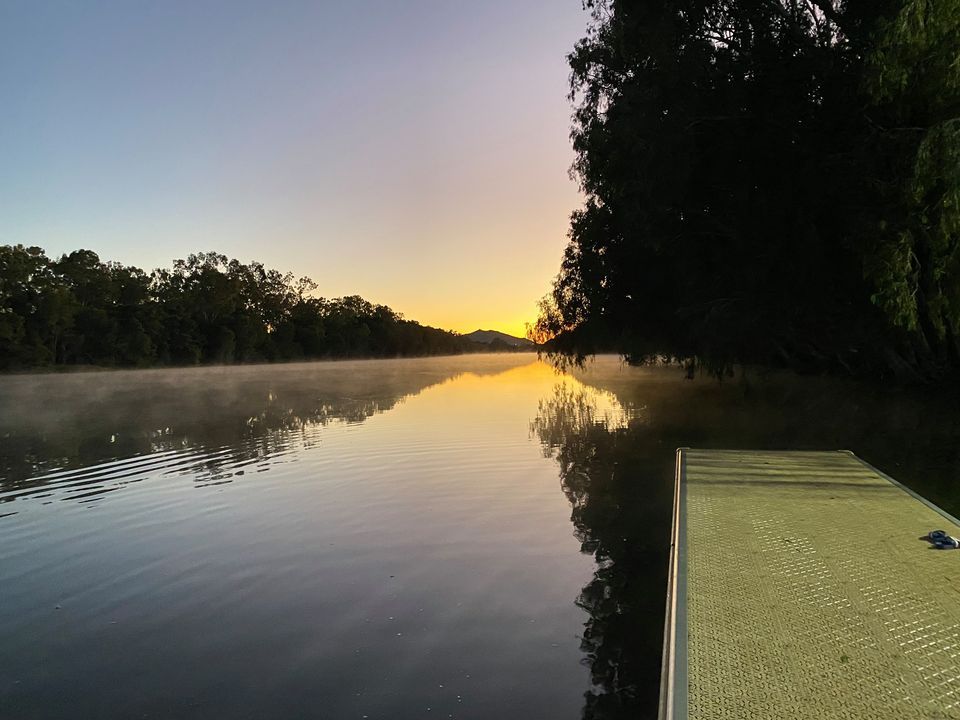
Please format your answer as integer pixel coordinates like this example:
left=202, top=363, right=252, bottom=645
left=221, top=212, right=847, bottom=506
left=0, top=245, right=533, bottom=372
left=533, top=0, right=960, bottom=383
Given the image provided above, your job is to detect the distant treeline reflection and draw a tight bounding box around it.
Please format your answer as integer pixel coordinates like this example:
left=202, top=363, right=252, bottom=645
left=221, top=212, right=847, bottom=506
left=0, top=245, right=514, bottom=369
left=0, top=359, right=477, bottom=491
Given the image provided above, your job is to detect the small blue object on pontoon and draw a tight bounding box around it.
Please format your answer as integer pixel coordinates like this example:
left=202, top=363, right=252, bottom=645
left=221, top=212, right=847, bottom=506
left=927, top=530, right=960, bottom=549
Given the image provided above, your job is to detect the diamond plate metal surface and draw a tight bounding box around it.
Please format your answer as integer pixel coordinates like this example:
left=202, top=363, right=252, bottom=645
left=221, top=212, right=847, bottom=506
left=682, top=449, right=960, bottom=720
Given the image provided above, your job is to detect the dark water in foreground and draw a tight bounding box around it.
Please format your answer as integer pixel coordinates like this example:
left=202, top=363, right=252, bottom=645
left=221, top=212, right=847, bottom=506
left=1, top=354, right=958, bottom=720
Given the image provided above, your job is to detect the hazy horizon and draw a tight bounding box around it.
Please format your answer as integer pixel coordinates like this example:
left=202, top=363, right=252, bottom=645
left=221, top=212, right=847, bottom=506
left=0, top=1, right=587, bottom=338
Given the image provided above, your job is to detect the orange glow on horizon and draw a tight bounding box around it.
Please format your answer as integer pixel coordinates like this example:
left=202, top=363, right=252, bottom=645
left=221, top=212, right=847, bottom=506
left=4, top=2, right=587, bottom=341
left=417, top=310, right=535, bottom=342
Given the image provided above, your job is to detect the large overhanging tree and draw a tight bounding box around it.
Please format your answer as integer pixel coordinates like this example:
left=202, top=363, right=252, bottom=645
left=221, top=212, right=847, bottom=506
left=538, top=0, right=960, bottom=378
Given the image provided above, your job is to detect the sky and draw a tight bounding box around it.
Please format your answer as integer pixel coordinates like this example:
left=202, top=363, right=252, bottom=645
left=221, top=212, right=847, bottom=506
left=0, top=1, right=587, bottom=338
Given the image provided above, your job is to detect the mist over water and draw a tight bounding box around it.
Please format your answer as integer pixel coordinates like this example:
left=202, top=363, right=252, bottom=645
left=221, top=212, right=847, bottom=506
left=2, top=354, right=958, bottom=719
left=0, top=355, right=600, bottom=720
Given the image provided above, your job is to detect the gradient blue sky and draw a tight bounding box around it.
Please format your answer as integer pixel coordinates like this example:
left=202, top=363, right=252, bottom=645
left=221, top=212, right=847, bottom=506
left=0, top=1, right=586, bottom=337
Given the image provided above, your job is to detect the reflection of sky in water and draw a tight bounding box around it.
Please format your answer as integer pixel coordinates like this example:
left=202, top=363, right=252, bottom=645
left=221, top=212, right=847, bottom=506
left=0, top=356, right=546, bottom=495
left=0, top=357, right=638, bottom=512
left=4, top=356, right=957, bottom=719
left=0, top=355, right=612, bottom=720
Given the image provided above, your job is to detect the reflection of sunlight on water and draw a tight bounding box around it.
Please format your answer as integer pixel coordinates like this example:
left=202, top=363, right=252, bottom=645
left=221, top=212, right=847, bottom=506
left=0, top=354, right=599, bottom=720
left=2, top=355, right=603, bottom=514
left=573, top=382, right=636, bottom=432
left=0, top=357, right=646, bottom=516
left=530, top=363, right=672, bottom=720
left=531, top=379, right=635, bottom=457
left=4, top=356, right=957, bottom=720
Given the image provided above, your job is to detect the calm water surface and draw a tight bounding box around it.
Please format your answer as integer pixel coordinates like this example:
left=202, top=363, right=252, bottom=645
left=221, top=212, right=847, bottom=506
left=2, top=354, right=959, bottom=720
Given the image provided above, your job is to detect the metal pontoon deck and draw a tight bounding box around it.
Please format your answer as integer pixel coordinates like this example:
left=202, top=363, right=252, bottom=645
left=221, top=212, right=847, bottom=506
left=660, top=449, right=960, bottom=720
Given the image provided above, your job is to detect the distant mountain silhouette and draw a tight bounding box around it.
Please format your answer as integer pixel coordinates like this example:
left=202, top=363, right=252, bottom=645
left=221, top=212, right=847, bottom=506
left=465, top=330, right=535, bottom=348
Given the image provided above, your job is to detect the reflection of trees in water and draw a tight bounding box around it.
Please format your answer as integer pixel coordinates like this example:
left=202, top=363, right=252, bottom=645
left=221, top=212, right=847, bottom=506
left=0, top=361, right=488, bottom=491
left=0, top=357, right=536, bottom=495
left=533, top=366, right=960, bottom=720
left=532, top=383, right=671, bottom=720
left=0, top=390, right=413, bottom=490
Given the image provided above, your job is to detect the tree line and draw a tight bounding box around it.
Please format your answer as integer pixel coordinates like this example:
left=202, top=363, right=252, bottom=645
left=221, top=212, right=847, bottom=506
left=0, top=245, right=488, bottom=369
left=535, top=0, right=960, bottom=380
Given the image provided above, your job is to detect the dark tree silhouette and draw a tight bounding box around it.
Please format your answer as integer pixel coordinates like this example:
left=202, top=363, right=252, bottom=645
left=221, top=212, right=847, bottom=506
left=0, top=245, right=504, bottom=369
left=536, top=0, right=960, bottom=379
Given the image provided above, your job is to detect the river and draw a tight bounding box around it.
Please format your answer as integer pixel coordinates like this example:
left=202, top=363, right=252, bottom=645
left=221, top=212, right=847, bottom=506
left=1, top=354, right=957, bottom=719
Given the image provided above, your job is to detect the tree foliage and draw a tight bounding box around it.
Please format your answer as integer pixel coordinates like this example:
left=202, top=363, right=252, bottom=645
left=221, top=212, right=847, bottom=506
left=0, top=245, right=482, bottom=369
left=537, top=0, right=960, bottom=378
